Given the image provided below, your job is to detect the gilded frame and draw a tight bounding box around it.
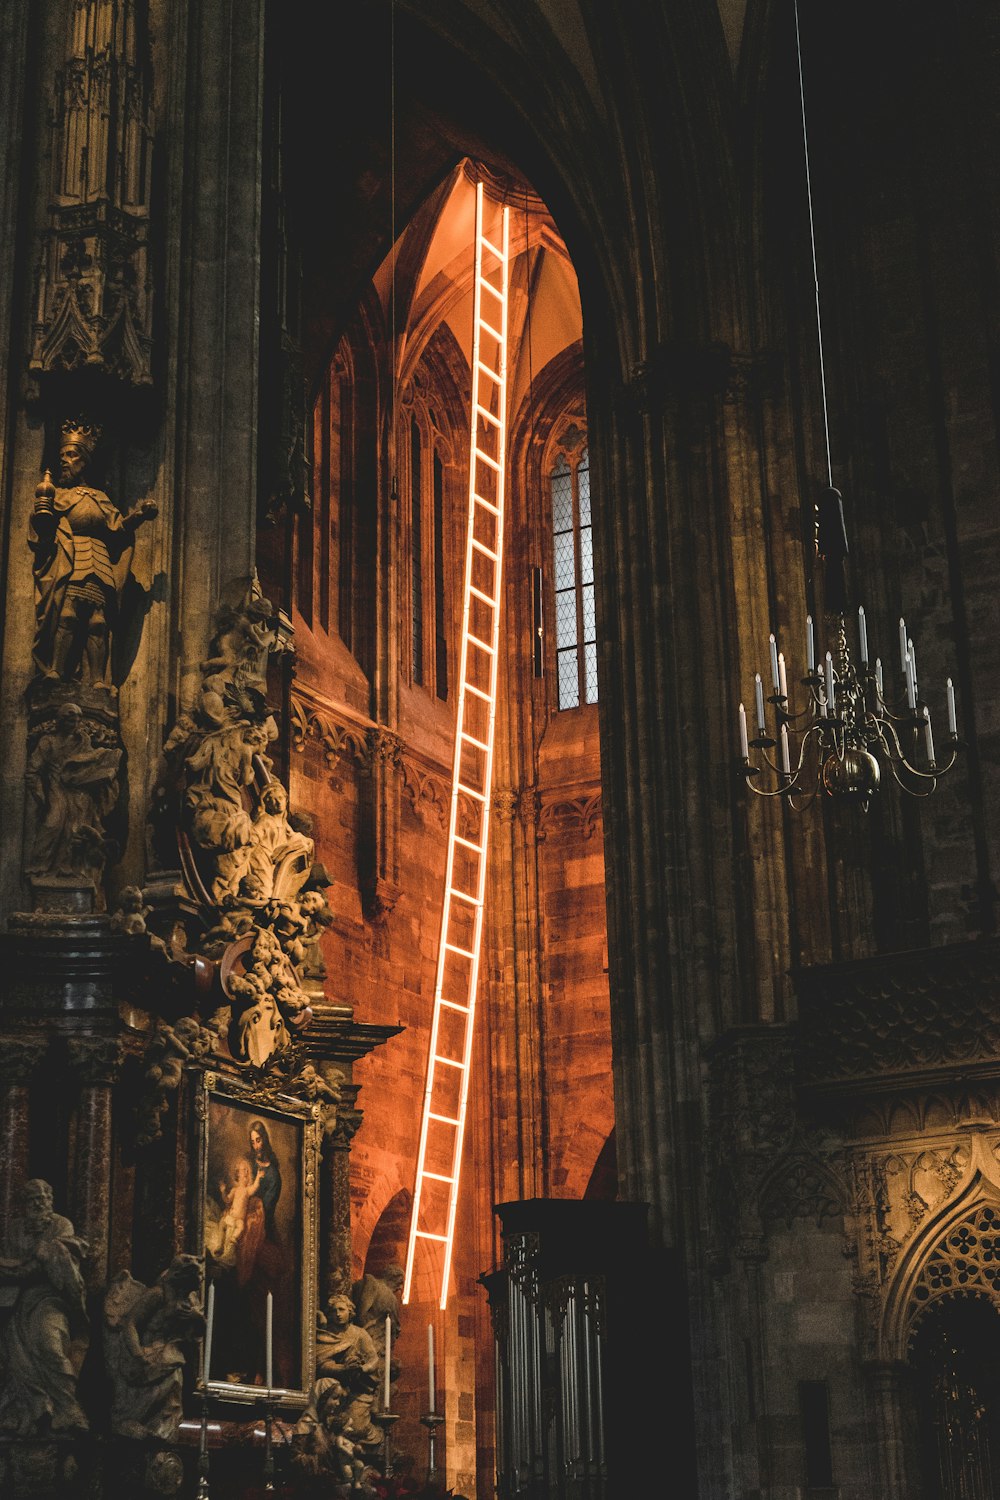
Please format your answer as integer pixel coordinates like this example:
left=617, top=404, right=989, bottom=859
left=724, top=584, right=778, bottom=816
left=195, top=1070, right=319, bottom=1407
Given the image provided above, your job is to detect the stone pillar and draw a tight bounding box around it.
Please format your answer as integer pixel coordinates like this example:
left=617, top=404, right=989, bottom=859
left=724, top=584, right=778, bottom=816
left=320, top=1086, right=361, bottom=1302
left=361, top=728, right=402, bottom=920
left=869, top=1360, right=917, bottom=1500
left=0, top=1040, right=45, bottom=1232
left=67, top=1035, right=123, bottom=1288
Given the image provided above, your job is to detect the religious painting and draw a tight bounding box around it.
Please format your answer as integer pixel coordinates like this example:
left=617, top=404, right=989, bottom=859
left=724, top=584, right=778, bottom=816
left=196, top=1073, right=319, bottom=1405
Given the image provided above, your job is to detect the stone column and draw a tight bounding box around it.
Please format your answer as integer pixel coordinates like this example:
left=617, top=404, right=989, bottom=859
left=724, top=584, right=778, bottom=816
left=361, top=729, right=402, bottom=920
left=320, top=1086, right=361, bottom=1302
left=0, top=1039, right=45, bottom=1231
left=868, top=1360, right=918, bottom=1500
left=67, top=1035, right=123, bottom=1288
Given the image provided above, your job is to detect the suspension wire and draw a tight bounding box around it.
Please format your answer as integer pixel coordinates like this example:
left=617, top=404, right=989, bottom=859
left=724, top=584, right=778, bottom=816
left=793, top=0, right=833, bottom=489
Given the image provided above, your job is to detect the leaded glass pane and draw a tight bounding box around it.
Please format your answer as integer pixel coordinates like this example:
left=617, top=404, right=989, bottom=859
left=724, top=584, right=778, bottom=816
left=558, top=649, right=580, bottom=709
left=577, top=450, right=591, bottom=526
left=553, top=531, right=576, bottom=591
left=580, top=524, right=593, bottom=585
left=584, top=641, right=599, bottom=704
left=555, top=589, right=578, bottom=649
left=551, top=458, right=573, bottom=533
left=582, top=583, right=596, bottom=641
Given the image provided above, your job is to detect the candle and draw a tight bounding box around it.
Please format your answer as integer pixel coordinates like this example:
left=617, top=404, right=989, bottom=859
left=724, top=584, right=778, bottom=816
left=875, top=658, right=884, bottom=702
left=825, top=652, right=835, bottom=713
left=384, top=1315, right=392, bottom=1410
left=428, top=1323, right=436, bottom=1414
left=203, top=1281, right=215, bottom=1385
left=780, top=723, right=791, bottom=776
left=806, top=614, right=816, bottom=674
left=899, top=617, right=908, bottom=674
left=754, top=674, right=766, bottom=736
left=905, top=650, right=916, bottom=710
left=778, top=652, right=788, bottom=702
left=769, top=634, right=780, bottom=693
left=266, top=1291, right=273, bottom=1390
left=738, top=703, right=749, bottom=760
left=858, top=605, right=868, bottom=666
left=923, top=706, right=936, bottom=766
left=908, top=639, right=918, bottom=699
left=947, top=677, right=957, bottom=736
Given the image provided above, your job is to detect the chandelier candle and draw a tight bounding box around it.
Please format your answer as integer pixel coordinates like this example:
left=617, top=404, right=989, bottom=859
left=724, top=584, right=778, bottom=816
left=384, top=1316, right=392, bottom=1409
left=769, top=633, right=780, bottom=693
left=754, top=674, right=766, bottom=736
left=857, top=606, right=868, bottom=666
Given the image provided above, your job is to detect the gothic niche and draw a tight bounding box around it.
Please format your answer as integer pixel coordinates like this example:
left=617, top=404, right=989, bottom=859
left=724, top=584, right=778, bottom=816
left=24, top=418, right=157, bottom=908
left=148, top=584, right=334, bottom=1067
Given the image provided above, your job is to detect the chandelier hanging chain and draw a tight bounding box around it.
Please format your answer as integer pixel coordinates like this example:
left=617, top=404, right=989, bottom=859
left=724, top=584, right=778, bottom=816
left=737, top=4, right=964, bottom=807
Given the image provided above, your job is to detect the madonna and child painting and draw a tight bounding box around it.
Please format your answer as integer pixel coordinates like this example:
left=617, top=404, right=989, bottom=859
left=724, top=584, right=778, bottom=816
left=203, top=1096, right=304, bottom=1392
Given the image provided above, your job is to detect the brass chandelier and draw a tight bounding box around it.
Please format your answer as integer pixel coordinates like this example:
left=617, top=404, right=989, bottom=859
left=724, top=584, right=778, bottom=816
left=739, top=3, right=963, bottom=808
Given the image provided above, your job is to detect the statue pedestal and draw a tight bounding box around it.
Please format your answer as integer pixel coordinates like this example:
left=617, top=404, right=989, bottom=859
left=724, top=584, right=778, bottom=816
left=28, top=875, right=97, bottom=915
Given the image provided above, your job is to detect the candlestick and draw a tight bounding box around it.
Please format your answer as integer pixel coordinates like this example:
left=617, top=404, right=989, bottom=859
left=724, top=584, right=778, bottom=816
left=266, top=1291, right=273, bottom=1390
left=825, top=652, right=835, bottom=713
left=428, top=1323, right=436, bottom=1414
left=777, top=652, right=788, bottom=702
left=947, top=677, right=957, bottom=736
left=738, top=703, right=749, bottom=760
left=384, top=1315, right=392, bottom=1410
left=754, top=674, right=766, bottom=736
left=908, top=639, right=918, bottom=699
left=203, top=1281, right=215, bottom=1385
left=780, top=723, right=790, bottom=776
left=806, top=614, right=816, bottom=674
left=905, top=650, right=917, bottom=710
left=769, top=634, right=780, bottom=693
left=875, top=658, right=884, bottom=702
left=899, top=618, right=908, bottom=675
left=857, top=605, right=868, bottom=666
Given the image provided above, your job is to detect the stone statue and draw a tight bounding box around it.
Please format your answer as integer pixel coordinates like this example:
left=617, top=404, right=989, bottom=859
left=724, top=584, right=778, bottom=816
left=103, top=1254, right=204, bottom=1440
left=350, top=1265, right=403, bottom=1411
left=294, top=1061, right=343, bottom=1135
left=137, top=1016, right=218, bottom=1145
left=247, top=781, right=315, bottom=900
left=290, top=1377, right=371, bottom=1490
left=24, top=701, right=121, bottom=880
left=28, top=418, right=157, bottom=684
left=312, top=1293, right=381, bottom=1451
left=0, top=1180, right=89, bottom=1435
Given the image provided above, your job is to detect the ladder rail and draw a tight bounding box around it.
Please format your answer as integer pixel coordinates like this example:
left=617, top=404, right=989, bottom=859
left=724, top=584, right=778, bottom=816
left=404, top=181, right=510, bottom=1310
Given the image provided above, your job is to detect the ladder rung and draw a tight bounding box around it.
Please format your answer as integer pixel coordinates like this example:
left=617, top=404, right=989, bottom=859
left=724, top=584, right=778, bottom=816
left=461, top=729, right=490, bottom=751
left=480, top=234, right=505, bottom=262
left=471, top=537, right=498, bottom=561
left=476, top=360, right=501, bottom=385
left=467, top=632, right=495, bottom=655
left=455, top=782, right=486, bottom=803
left=423, top=1171, right=456, bottom=1184
left=429, top=1111, right=460, bottom=1125
left=468, top=584, right=497, bottom=608
left=475, top=447, right=501, bottom=473
left=479, top=317, right=502, bottom=343
left=475, top=403, right=501, bottom=428
left=463, top=681, right=491, bottom=702
left=440, top=998, right=471, bottom=1014
left=478, top=276, right=504, bottom=302
left=434, top=1054, right=464, bottom=1070
left=415, top=1231, right=449, bottom=1243
left=454, top=833, right=484, bottom=853
left=473, top=492, right=499, bottom=516
left=445, top=940, right=476, bottom=957
left=449, top=885, right=480, bottom=906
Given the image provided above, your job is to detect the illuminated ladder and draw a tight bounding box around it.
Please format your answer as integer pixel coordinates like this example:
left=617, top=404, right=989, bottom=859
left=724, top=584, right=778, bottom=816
left=404, top=182, right=510, bottom=1310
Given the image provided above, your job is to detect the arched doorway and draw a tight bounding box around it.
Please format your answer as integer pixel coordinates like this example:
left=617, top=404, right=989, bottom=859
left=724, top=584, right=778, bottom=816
left=910, top=1294, right=1000, bottom=1499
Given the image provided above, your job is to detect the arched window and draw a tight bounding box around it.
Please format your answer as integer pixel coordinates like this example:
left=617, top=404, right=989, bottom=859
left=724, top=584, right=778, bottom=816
left=406, top=402, right=450, bottom=700
left=551, top=446, right=597, bottom=709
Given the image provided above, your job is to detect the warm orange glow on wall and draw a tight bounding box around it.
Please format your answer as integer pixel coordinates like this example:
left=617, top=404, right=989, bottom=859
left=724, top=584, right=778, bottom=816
left=404, top=181, right=510, bottom=1310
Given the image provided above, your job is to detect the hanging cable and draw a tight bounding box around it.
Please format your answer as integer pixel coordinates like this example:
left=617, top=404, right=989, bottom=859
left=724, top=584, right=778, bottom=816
left=793, top=0, right=833, bottom=490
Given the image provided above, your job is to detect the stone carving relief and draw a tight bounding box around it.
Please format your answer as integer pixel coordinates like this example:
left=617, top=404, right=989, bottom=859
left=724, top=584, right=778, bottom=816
left=103, top=1254, right=204, bottom=1440
left=537, top=789, right=602, bottom=842
left=291, top=1290, right=385, bottom=1486
left=0, top=1180, right=89, bottom=1436
left=351, top=1264, right=403, bottom=1416
left=25, top=700, right=121, bottom=888
left=136, top=1015, right=224, bottom=1146
left=29, top=0, right=153, bottom=387
left=140, top=583, right=341, bottom=1067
